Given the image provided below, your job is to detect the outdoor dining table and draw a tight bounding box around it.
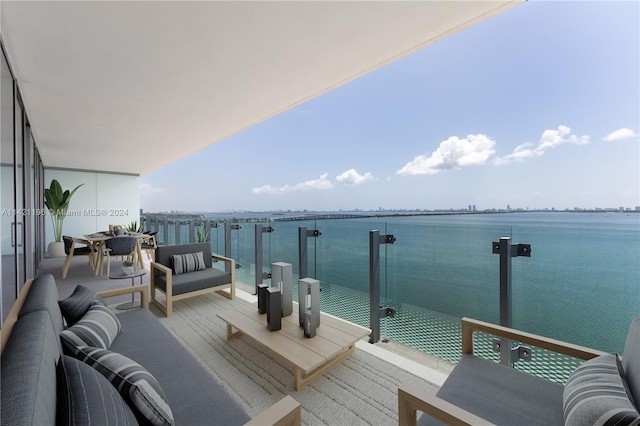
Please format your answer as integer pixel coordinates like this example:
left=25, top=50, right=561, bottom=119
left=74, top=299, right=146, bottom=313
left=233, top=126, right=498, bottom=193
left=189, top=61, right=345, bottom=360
left=83, top=232, right=147, bottom=275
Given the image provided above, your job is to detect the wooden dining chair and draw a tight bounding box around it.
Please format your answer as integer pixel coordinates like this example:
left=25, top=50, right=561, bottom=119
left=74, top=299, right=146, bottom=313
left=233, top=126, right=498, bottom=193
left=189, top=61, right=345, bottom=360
left=140, top=231, right=158, bottom=260
left=62, top=236, right=96, bottom=278
left=102, top=236, right=138, bottom=277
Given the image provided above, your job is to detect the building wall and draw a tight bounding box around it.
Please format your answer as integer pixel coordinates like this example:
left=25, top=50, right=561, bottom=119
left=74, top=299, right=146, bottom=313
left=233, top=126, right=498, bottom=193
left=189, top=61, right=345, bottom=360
left=44, top=169, right=140, bottom=249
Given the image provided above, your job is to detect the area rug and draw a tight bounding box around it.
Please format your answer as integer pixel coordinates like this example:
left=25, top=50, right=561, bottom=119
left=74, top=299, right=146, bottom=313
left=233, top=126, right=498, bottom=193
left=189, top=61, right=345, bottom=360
left=154, top=292, right=440, bottom=425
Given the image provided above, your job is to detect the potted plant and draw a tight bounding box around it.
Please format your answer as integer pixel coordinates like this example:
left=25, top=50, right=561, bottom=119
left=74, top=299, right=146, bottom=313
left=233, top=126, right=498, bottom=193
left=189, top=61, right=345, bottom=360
left=122, top=259, right=135, bottom=275
left=194, top=224, right=209, bottom=242
left=124, top=220, right=142, bottom=234
left=44, top=179, right=83, bottom=257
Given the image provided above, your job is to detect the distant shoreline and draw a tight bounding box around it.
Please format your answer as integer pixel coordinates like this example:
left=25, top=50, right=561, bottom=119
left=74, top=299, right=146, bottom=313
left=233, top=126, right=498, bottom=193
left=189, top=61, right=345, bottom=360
left=141, top=209, right=639, bottom=223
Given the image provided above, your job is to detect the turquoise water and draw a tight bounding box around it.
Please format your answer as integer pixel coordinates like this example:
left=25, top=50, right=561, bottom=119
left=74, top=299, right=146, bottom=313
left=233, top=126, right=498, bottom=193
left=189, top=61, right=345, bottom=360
left=194, top=212, right=639, bottom=361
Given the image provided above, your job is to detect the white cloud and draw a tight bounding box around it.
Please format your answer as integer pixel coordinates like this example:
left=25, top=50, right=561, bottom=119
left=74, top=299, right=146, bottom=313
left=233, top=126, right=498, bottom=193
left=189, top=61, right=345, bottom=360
left=494, top=142, right=540, bottom=165
left=538, top=125, right=589, bottom=150
left=252, top=173, right=333, bottom=195
left=495, top=125, right=589, bottom=165
left=335, top=169, right=373, bottom=185
left=603, top=128, right=638, bottom=142
left=397, top=134, right=496, bottom=175
left=139, top=183, right=167, bottom=199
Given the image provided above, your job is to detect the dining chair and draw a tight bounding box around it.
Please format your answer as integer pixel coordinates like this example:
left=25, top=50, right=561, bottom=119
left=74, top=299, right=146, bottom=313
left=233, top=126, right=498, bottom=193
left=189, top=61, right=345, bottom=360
left=61, top=236, right=96, bottom=278
left=102, top=236, right=138, bottom=277
left=140, top=231, right=158, bottom=260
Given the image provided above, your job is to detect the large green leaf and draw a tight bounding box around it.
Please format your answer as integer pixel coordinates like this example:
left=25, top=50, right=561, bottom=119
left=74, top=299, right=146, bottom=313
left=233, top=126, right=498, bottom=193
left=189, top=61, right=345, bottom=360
left=43, top=179, right=84, bottom=242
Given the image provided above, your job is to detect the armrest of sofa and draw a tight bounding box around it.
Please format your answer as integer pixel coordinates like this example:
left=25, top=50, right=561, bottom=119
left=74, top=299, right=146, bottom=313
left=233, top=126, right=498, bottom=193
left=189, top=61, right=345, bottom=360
left=461, top=317, right=607, bottom=360
left=1, top=279, right=33, bottom=353
left=398, top=383, right=493, bottom=426
left=245, top=395, right=301, bottom=426
left=97, top=284, right=149, bottom=308
left=150, top=261, right=173, bottom=293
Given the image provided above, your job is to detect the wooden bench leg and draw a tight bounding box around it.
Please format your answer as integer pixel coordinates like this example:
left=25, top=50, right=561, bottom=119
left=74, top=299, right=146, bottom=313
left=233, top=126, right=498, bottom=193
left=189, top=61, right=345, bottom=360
left=226, top=323, right=243, bottom=340
left=293, top=344, right=356, bottom=391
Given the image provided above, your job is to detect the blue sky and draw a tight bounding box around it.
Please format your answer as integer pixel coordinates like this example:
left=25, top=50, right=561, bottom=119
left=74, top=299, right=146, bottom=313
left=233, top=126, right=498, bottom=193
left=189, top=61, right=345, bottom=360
left=140, top=1, right=639, bottom=213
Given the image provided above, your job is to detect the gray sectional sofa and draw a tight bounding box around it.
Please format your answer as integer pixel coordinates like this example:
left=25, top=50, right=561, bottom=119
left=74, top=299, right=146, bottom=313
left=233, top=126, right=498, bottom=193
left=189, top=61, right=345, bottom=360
left=151, top=242, right=236, bottom=316
left=1, top=274, right=300, bottom=425
left=399, top=317, right=640, bottom=425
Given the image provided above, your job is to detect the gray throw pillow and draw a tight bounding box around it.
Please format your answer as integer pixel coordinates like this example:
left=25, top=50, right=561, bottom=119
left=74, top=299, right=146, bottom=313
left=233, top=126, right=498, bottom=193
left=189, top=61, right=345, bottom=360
left=58, top=284, right=106, bottom=327
left=60, top=301, right=121, bottom=354
left=76, top=346, right=174, bottom=426
left=172, top=251, right=206, bottom=275
left=57, top=355, right=137, bottom=425
left=563, top=353, right=640, bottom=426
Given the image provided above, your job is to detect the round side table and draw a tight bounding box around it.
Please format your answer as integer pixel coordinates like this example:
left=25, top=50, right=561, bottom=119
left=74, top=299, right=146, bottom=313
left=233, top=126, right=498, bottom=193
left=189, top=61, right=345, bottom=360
left=108, top=269, right=147, bottom=310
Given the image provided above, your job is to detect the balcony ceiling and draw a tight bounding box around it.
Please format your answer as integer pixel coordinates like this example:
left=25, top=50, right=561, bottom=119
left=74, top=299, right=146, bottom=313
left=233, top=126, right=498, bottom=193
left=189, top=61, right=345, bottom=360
left=1, top=1, right=520, bottom=176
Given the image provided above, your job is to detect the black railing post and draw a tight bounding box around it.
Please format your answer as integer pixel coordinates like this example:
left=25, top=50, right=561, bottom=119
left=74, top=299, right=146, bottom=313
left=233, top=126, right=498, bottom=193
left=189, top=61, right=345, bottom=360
left=298, top=226, right=321, bottom=280
left=162, top=218, right=169, bottom=246
left=369, top=230, right=396, bottom=344
left=492, top=237, right=531, bottom=366
left=224, top=222, right=241, bottom=273
left=255, top=224, right=274, bottom=294
left=174, top=220, right=181, bottom=245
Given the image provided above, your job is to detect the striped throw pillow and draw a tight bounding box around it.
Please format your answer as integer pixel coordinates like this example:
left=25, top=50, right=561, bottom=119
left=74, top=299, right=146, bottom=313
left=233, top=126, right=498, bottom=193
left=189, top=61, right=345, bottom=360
left=58, top=284, right=106, bottom=326
left=172, top=251, right=206, bottom=275
left=57, top=355, right=138, bottom=425
left=60, top=301, right=121, bottom=354
left=76, top=346, right=174, bottom=426
left=563, top=353, right=640, bottom=426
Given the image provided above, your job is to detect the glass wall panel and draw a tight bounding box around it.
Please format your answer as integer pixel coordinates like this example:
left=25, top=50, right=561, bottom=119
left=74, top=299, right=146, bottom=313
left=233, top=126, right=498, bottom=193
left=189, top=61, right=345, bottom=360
left=14, top=91, right=24, bottom=290
left=1, top=48, right=15, bottom=322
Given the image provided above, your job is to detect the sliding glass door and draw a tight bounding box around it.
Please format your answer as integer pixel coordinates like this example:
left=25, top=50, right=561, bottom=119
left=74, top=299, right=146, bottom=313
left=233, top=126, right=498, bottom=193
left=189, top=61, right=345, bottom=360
left=1, top=44, right=43, bottom=323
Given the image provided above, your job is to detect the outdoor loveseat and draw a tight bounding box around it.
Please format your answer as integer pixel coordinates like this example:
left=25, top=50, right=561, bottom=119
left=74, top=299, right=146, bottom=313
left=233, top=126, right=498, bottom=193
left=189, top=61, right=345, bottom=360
left=151, top=242, right=236, bottom=316
left=398, top=317, right=640, bottom=425
left=1, top=274, right=300, bottom=426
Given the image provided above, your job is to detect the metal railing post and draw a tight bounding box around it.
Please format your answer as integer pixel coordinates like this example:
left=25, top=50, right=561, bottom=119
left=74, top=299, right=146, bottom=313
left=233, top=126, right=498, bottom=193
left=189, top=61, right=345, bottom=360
left=255, top=224, right=274, bottom=294
left=188, top=219, right=195, bottom=243
left=174, top=220, right=181, bottom=245
left=492, top=237, right=531, bottom=366
left=224, top=222, right=241, bottom=272
left=298, top=226, right=321, bottom=280
left=369, top=230, right=396, bottom=344
left=162, top=219, right=169, bottom=246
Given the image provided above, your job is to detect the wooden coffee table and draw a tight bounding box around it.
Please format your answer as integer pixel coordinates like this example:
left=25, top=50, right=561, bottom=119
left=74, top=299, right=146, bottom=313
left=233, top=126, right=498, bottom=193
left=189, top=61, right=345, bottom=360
left=217, top=303, right=370, bottom=391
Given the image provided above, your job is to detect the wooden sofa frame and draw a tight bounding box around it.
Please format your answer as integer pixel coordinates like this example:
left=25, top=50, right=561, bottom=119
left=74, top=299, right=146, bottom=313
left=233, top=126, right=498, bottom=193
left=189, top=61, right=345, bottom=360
left=1, top=280, right=301, bottom=426
left=398, top=317, right=608, bottom=426
left=150, top=252, right=236, bottom=317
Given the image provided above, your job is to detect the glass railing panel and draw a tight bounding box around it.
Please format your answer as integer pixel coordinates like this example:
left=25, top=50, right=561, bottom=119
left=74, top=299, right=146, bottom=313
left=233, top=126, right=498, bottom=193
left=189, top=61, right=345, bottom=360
left=510, top=212, right=640, bottom=381
left=310, top=218, right=378, bottom=329
left=378, top=216, right=510, bottom=363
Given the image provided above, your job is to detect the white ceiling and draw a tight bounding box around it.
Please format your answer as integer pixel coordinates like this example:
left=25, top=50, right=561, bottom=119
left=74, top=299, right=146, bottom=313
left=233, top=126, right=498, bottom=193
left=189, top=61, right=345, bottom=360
left=1, top=1, right=521, bottom=176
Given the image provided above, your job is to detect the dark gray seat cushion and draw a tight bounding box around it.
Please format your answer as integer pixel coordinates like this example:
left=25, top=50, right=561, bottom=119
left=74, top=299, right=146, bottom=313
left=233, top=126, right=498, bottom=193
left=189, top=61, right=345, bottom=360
left=111, top=308, right=250, bottom=425
left=154, top=267, right=232, bottom=295
left=420, top=354, right=564, bottom=425
left=1, top=311, right=60, bottom=426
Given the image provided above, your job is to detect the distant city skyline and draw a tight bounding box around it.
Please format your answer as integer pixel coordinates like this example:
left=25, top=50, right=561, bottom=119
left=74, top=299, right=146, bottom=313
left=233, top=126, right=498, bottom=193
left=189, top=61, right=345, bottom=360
left=140, top=1, right=639, bottom=213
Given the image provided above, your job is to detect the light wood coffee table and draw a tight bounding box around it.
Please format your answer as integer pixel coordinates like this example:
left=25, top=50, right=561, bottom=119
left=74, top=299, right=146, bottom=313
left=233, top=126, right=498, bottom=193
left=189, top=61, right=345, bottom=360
left=217, top=303, right=371, bottom=391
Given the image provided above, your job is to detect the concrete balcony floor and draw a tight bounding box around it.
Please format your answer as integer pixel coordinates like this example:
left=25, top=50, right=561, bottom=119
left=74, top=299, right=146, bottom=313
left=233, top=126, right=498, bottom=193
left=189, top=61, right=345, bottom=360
left=38, top=254, right=453, bottom=425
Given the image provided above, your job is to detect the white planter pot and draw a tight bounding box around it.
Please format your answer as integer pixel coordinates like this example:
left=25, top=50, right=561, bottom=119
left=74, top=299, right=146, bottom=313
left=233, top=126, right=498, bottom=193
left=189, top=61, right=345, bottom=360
left=47, top=241, right=66, bottom=258
left=122, top=266, right=134, bottom=275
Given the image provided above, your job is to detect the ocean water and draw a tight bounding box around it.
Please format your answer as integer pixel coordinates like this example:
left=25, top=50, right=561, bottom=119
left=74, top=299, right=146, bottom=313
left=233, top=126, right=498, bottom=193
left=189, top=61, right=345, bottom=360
left=201, top=212, right=639, bottom=363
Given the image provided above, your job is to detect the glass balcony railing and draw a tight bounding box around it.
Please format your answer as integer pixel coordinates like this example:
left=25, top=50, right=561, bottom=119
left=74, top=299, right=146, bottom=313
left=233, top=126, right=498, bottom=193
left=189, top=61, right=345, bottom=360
left=141, top=212, right=640, bottom=383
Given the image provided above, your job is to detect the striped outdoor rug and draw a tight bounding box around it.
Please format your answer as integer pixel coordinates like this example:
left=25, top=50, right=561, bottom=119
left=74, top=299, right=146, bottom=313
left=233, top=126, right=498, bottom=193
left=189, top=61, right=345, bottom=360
left=153, top=291, right=440, bottom=425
